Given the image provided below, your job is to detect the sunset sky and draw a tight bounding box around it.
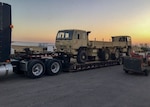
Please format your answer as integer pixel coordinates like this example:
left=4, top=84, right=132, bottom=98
left=1, top=0, right=150, bottom=45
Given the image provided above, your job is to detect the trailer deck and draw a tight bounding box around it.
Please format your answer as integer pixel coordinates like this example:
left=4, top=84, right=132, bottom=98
left=64, top=59, right=122, bottom=72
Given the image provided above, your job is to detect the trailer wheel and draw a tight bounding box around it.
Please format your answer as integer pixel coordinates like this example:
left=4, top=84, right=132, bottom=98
left=27, top=60, right=45, bottom=78
left=46, top=59, right=62, bottom=75
left=77, top=50, right=87, bottom=63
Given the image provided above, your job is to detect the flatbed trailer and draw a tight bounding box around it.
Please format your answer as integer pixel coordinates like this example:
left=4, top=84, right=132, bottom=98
left=65, top=59, right=122, bottom=72
left=10, top=52, right=123, bottom=78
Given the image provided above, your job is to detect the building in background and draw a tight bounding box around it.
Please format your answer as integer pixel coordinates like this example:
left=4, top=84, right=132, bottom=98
left=11, top=41, right=55, bottom=54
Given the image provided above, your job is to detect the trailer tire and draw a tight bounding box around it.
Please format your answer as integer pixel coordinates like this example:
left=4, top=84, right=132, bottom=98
left=46, top=59, right=62, bottom=76
left=77, top=50, right=87, bottom=63
left=27, top=60, right=45, bottom=78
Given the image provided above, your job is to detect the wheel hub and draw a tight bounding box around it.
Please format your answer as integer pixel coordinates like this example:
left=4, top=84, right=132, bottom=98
left=32, top=64, right=43, bottom=76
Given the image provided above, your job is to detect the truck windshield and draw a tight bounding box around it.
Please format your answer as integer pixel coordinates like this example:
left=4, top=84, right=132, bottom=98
left=56, top=31, right=73, bottom=40
left=112, top=36, right=131, bottom=42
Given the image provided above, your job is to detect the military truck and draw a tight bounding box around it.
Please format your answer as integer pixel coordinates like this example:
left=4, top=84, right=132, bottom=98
left=55, top=29, right=132, bottom=63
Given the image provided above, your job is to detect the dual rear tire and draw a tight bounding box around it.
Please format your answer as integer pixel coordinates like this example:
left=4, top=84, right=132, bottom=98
left=45, top=59, right=62, bottom=76
left=26, top=60, right=45, bottom=79
left=98, top=49, right=110, bottom=61
left=26, top=59, right=62, bottom=79
left=111, top=49, right=120, bottom=60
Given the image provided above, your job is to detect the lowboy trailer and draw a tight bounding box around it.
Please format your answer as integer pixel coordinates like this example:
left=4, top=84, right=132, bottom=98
left=0, top=2, right=123, bottom=79
left=11, top=50, right=123, bottom=78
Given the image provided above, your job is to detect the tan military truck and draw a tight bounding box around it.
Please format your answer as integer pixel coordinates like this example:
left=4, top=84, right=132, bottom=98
left=55, top=29, right=132, bottom=63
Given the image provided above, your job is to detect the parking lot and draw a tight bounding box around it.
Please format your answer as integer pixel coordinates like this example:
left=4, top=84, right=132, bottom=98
left=0, top=65, right=150, bottom=107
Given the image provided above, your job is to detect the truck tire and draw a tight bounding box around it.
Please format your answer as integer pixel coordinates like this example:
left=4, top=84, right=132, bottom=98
left=77, top=50, right=87, bottom=63
left=27, top=60, right=45, bottom=79
left=46, top=59, right=62, bottom=75
left=101, top=49, right=110, bottom=61
left=115, top=49, right=120, bottom=59
left=117, top=57, right=123, bottom=65
left=111, top=49, right=120, bottom=60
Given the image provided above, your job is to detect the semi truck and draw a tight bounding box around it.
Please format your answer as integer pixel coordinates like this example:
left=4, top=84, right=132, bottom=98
left=0, top=2, right=126, bottom=79
left=0, top=2, right=65, bottom=79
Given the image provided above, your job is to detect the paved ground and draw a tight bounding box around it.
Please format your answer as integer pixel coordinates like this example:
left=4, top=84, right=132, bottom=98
left=0, top=65, right=150, bottom=107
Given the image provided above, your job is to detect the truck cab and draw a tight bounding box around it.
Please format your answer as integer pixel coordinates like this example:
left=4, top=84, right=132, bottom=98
left=55, top=29, right=89, bottom=55
left=0, top=2, right=13, bottom=77
left=112, top=36, right=132, bottom=55
left=112, top=36, right=131, bottom=46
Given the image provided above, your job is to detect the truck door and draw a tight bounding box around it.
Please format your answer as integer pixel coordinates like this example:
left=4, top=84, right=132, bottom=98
left=73, top=30, right=88, bottom=49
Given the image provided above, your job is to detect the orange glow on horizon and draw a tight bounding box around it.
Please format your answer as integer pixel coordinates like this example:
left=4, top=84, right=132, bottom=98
left=12, top=16, right=150, bottom=45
